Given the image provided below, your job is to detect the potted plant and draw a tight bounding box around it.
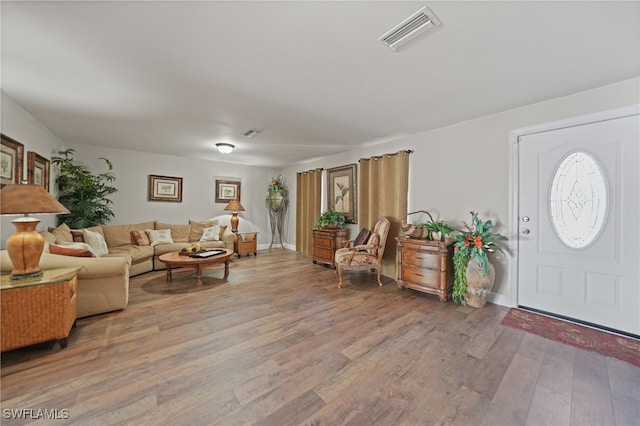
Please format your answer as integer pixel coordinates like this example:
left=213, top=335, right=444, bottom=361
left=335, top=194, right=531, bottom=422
left=265, top=175, right=288, bottom=212
left=419, top=220, right=456, bottom=241
left=452, top=211, right=507, bottom=307
left=51, top=149, right=118, bottom=228
left=313, top=210, right=347, bottom=230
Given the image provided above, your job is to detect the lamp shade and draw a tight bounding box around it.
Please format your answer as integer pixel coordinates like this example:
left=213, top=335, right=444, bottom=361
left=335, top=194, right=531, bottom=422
left=1, top=184, right=70, bottom=215
left=224, top=200, right=245, bottom=212
left=1, top=184, right=69, bottom=278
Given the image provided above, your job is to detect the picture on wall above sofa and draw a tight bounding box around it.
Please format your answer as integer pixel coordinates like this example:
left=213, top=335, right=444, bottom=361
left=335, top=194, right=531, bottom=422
left=148, top=174, right=183, bottom=202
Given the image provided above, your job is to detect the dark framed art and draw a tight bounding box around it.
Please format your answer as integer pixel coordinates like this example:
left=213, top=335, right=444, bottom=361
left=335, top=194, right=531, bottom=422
left=215, top=179, right=241, bottom=203
left=1, top=134, right=24, bottom=187
left=327, top=163, right=357, bottom=224
left=148, top=174, right=183, bottom=202
left=27, top=151, right=50, bottom=191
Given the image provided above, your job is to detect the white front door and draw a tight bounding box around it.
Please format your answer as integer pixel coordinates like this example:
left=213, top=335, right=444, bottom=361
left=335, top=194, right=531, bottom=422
left=517, top=111, right=639, bottom=335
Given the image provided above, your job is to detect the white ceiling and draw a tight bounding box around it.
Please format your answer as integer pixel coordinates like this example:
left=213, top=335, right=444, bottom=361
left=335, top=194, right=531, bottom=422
left=2, top=1, right=638, bottom=168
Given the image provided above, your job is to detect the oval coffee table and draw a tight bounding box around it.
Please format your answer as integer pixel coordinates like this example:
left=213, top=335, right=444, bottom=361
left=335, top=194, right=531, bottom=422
left=158, top=249, right=234, bottom=286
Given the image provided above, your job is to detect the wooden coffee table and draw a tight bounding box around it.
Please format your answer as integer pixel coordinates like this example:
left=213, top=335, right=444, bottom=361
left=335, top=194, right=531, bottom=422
left=158, top=249, right=234, bottom=286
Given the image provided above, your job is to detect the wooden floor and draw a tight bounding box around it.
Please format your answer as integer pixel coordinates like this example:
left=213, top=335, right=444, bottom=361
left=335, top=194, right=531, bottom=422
left=1, top=250, right=638, bottom=426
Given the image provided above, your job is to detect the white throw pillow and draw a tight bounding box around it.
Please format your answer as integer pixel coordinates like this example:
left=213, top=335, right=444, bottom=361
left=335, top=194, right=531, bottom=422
left=82, top=229, right=109, bottom=257
left=200, top=225, right=221, bottom=242
left=146, top=229, right=174, bottom=246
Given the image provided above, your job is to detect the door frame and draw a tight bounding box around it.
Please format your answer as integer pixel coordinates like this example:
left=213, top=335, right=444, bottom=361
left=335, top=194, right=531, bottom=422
left=507, top=104, right=640, bottom=308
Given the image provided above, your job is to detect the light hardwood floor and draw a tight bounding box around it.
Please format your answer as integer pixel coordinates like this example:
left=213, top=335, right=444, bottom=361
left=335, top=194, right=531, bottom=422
left=1, top=250, right=638, bottom=425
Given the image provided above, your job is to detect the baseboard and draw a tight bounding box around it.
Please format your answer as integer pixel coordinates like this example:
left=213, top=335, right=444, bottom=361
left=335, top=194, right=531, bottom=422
left=488, top=292, right=510, bottom=307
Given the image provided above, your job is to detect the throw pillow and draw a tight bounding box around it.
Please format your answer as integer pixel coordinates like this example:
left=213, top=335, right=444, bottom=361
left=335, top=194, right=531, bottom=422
left=131, top=229, right=150, bottom=246
left=82, top=229, right=110, bottom=257
left=146, top=229, right=173, bottom=246
left=50, top=223, right=73, bottom=244
left=71, top=230, right=85, bottom=243
left=366, top=233, right=380, bottom=256
left=200, top=225, right=221, bottom=242
left=49, top=243, right=95, bottom=258
left=353, top=228, right=371, bottom=247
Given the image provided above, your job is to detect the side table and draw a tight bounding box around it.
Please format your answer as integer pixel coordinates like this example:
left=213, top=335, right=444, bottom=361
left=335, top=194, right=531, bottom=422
left=1, top=267, right=80, bottom=352
left=235, top=232, right=258, bottom=257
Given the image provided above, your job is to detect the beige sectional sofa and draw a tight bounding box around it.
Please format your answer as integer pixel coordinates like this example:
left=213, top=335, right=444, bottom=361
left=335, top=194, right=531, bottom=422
left=0, top=219, right=236, bottom=318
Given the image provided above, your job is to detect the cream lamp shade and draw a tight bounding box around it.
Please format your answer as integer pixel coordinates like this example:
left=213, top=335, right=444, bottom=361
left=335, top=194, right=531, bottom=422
left=0, top=183, right=70, bottom=278
left=224, top=200, right=245, bottom=233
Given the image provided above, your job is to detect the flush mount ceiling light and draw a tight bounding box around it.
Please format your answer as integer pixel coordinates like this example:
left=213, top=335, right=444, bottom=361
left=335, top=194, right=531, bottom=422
left=378, top=6, right=442, bottom=51
left=216, top=143, right=235, bottom=154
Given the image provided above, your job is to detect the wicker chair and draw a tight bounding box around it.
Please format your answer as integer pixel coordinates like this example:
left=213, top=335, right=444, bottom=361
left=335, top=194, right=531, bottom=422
left=335, top=217, right=390, bottom=288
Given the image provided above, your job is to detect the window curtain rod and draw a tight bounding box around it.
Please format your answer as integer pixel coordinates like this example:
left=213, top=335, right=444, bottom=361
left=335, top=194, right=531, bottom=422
left=297, top=167, right=324, bottom=175
left=359, top=150, right=413, bottom=162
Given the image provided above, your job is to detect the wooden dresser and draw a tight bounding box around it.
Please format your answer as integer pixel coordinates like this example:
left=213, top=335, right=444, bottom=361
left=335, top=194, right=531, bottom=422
left=395, top=237, right=452, bottom=302
left=312, top=228, right=350, bottom=268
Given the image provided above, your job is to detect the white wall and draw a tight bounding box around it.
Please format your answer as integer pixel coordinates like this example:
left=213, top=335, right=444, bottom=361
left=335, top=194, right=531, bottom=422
left=282, top=77, right=640, bottom=302
left=1, top=92, right=67, bottom=246
left=64, top=143, right=278, bottom=245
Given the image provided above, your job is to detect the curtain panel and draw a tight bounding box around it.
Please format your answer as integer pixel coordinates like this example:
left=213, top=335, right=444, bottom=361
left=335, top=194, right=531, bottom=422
left=296, top=168, right=323, bottom=255
left=359, top=150, right=411, bottom=279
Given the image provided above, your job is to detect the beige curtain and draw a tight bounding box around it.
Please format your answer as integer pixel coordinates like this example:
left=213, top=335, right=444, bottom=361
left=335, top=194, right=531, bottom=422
left=359, top=150, right=411, bottom=279
left=296, top=168, right=323, bottom=255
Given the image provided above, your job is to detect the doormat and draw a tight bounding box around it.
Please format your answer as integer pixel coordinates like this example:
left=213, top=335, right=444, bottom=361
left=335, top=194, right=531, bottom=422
left=501, top=308, right=640, bottom=367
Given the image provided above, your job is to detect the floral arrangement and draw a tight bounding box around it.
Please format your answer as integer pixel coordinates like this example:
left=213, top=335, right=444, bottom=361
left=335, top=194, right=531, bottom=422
left=266, top=175, right=288, bottom=211
left=452, top=211, right=508, bottom=305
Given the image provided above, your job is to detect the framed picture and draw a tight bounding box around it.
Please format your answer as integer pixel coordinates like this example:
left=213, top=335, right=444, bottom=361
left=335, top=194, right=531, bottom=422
left=27, top=151, right=50, bottom=191
left=327, top=163, right=357, bottom=224
left=215, top=179, right=241, bottom=203
left=1, top=134, right=24, bottom=187
left=148, top=174, right=183, bottom=202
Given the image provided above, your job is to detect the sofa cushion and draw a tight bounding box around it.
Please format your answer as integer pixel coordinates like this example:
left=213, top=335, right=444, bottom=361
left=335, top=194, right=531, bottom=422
left=156, top=223, right=190, bottom=243
left=82, top=229, right=110, bottom=257
left=188, top=219, right=218, bottom=242
left=102, top=221, right=155, bottom=247
left=109, top=245, right=154, bottom=263
left=50, top=223, right=73, bottom=244
left=49, top=243, right=95, bottom=257
left=147, top=229, right=173, bottom=246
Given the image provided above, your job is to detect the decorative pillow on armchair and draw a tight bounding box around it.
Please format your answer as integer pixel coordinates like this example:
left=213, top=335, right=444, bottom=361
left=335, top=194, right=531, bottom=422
left=353, top=228, right=371, bottom=247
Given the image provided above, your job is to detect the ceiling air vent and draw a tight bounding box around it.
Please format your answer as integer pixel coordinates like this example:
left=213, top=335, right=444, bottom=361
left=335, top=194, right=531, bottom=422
left=242, top=129, right=262, bottom=138
left=378, top=6, right=441, bottom=51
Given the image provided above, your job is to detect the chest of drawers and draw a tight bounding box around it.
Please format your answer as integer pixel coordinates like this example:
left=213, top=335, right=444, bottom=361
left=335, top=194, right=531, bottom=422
left=396, top=237, right=452, bottom=302
left=312, top=228, right=350, bottom=268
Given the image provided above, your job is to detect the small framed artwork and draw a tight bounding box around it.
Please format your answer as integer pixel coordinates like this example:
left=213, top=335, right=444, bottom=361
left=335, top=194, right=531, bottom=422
left=1, top=134, right=24, bottom=187
left=148, top=174, right=183, bottom=202
left=27, top=151, right=50, bottom=191
left=327, top=163, right=357, bottom=224
left=215, top=179, right=241, bottom=203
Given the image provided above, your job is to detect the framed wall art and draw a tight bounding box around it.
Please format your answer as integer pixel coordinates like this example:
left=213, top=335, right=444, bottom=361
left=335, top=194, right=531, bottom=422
left=148, top=174, right=183, bottom=202
left=27, top=151, right=50, bottom=191
left=1, top=134, right=24, bottom=187
left=215, top=179, right=241, bottom=203
left=327, top=163, right=357, bottom=224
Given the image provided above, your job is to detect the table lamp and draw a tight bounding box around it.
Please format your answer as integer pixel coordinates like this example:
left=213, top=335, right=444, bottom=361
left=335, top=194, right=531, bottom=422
left=224, top=200, right=245, bottom=233
left=0, top=183, right=70, bottom=278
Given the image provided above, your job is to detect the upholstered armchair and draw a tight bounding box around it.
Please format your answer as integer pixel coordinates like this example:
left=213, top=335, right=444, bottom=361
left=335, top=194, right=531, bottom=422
left=334, top=217, right=390, bottom=288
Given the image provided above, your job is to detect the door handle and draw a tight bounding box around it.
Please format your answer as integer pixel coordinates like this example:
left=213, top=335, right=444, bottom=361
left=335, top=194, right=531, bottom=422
left=521, top=229, right=530, bottom=235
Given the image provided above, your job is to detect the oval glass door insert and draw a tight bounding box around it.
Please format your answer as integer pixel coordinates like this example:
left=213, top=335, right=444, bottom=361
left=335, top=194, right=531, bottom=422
left=549, top=151, right=608, bottom=248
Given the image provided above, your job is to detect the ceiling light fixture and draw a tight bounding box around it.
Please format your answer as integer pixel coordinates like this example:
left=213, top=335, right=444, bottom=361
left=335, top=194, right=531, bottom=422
left=378, top=6, right=442, bottom=51
left=216, top=143, right=235, bottom=154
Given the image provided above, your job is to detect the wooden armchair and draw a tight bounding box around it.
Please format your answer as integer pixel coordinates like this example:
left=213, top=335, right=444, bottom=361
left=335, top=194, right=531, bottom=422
left=334, top=217, right=390, bottom=288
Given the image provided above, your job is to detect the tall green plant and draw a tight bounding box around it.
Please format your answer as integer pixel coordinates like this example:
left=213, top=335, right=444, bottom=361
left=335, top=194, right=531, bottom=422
left=51, top=149, right=118, bottom=228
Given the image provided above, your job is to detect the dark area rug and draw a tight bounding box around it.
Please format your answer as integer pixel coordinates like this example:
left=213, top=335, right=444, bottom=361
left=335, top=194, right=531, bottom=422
left=501, top=308, right=640, bottom=367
